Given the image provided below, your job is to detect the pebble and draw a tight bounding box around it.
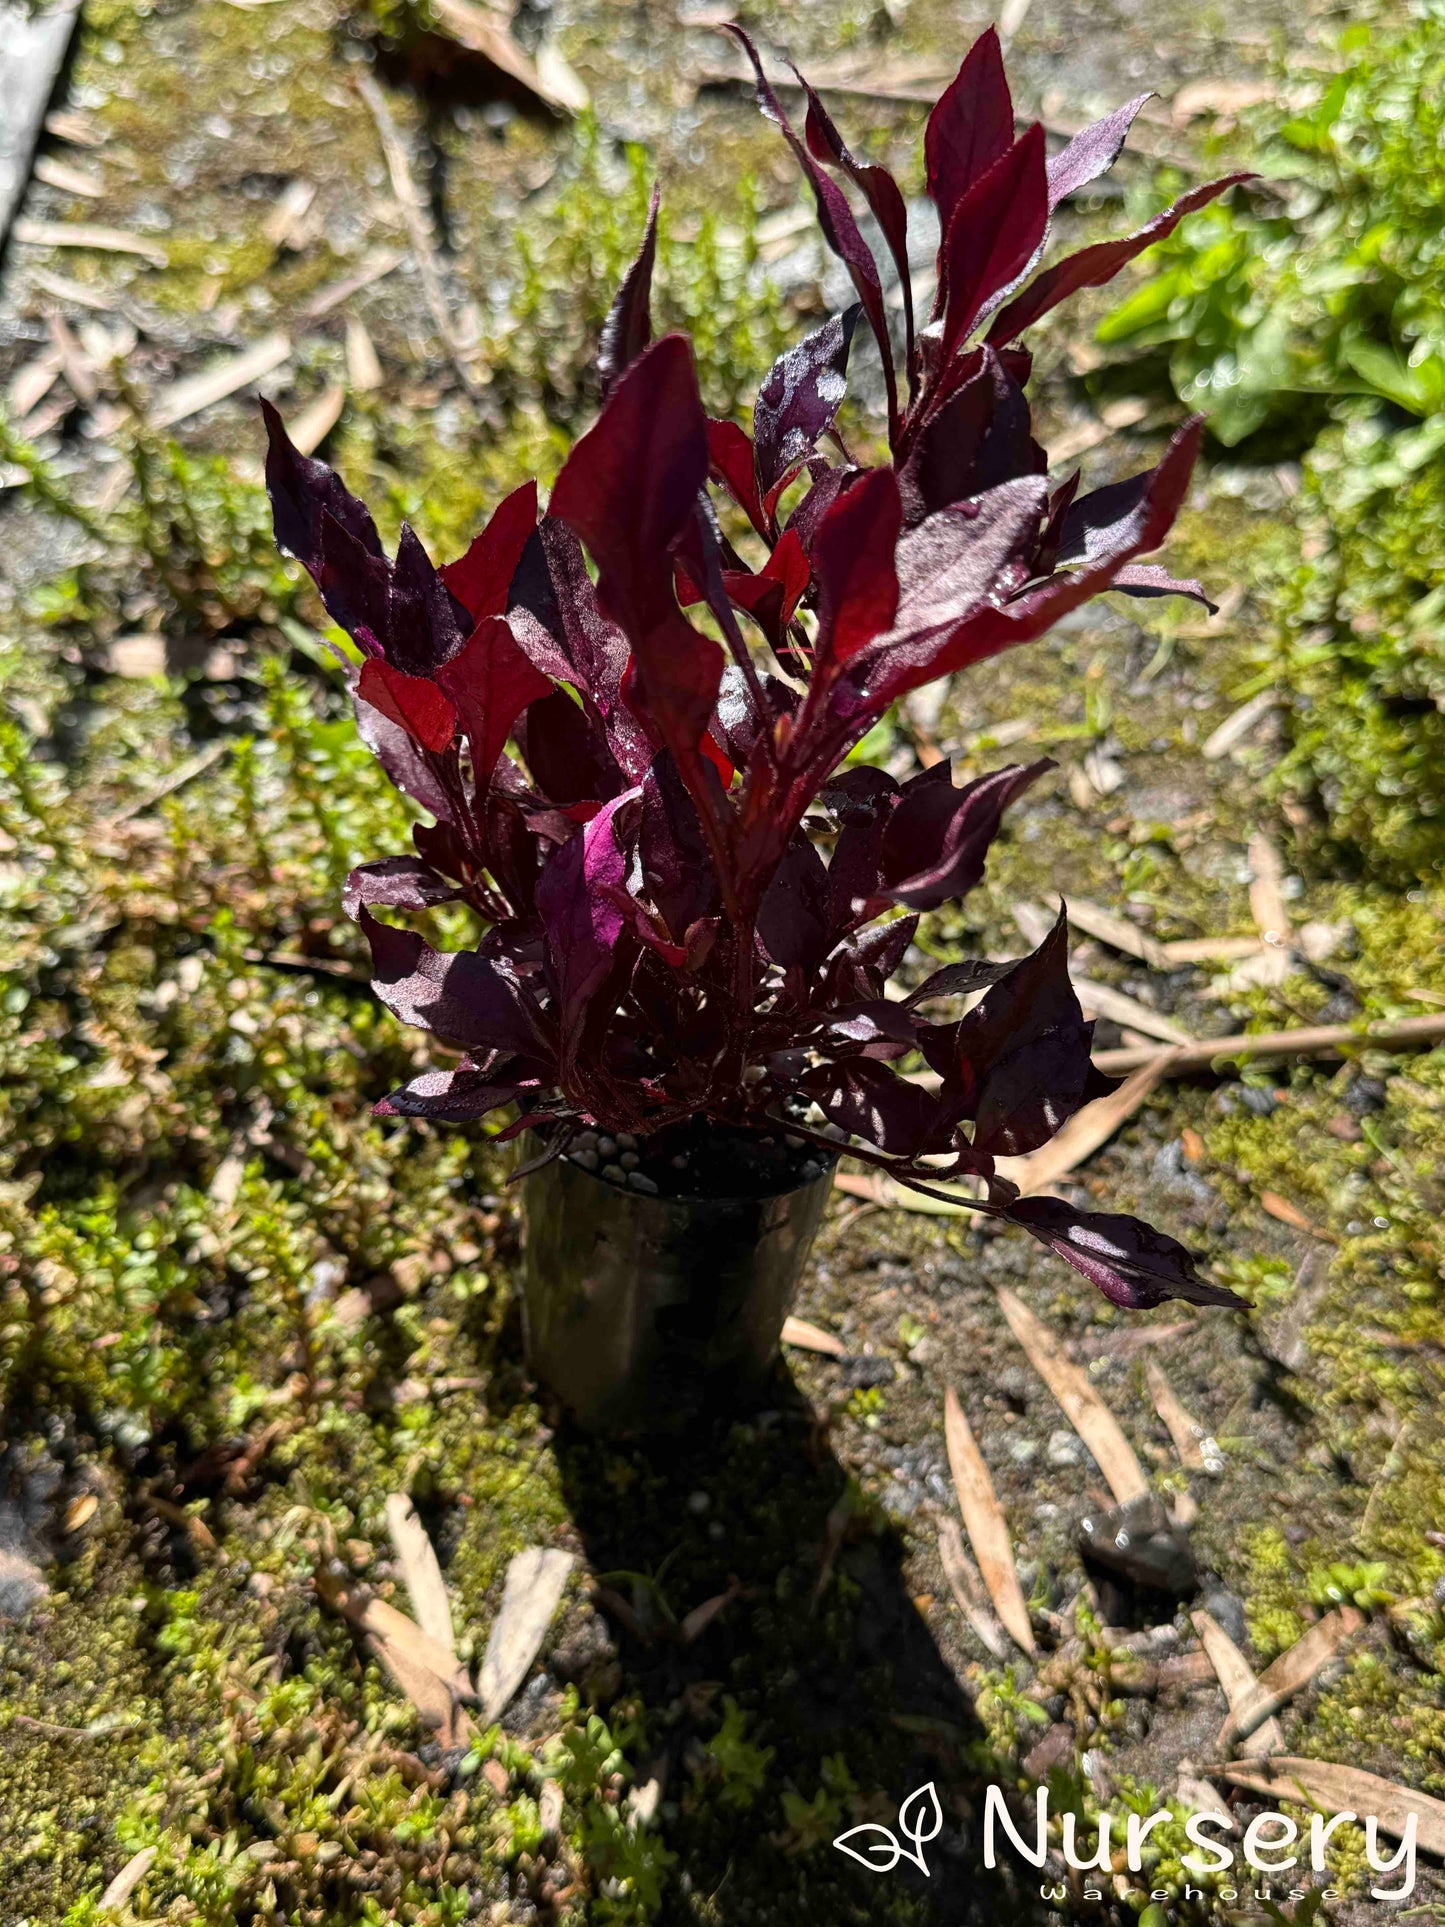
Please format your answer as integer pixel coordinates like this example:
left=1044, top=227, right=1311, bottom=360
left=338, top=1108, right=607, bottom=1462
left=1046, top=1428, right=1085, bottom=1468
left=601, top=1163, right=627, bottom=1184
left=687, top=1491, right=710, bottom=1514
left=800, top=1160, right=822, bottom=1181
left=615, top=1132, right=637, bottom=1150
left=1200, top=1587, right=1247, bottom=1645
left=628, top=1172, right=659, bottom=1195
left=572, top=1130, right=598, bottom=1151
left=670, top=1154, right=689, bottom=1169
left=597, top=1136, right=618, bottom=1160
left=619, top=1151, right=639, bottom=1171
left=571, top=1148, right=599, bottom=1172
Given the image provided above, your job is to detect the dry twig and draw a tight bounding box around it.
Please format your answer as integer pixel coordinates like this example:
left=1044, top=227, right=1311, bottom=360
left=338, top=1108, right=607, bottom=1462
left=100, top=1848, right=158, bottom=1911
left=1144, top=1356, right=1221, bottom=1475
left=1219, top=1757, right=1445, bottom=1857
left=354, top=70, right=482, bottom=403
left=14, top=218, right=167, bottom=266
left=1192, top=1609, right=1283, bottom=1759
left=149, top=332, right=291, bottom=431
left=385, top=1493, right=456, bottom=1658
left=1093, top=1013, right=1445, bottom=1077
left=1218, top=1609, right=1363, bottom=1750
left=943, top=1386, right=1035, bottom=1653
left=937, top=1514, right=1010, bottom=1661
left=781, top=1315, right=847, bottom=1358
left=478, top=1547, right=575, bottom=1721
left=997, top=1287, right=1149, bottom=1505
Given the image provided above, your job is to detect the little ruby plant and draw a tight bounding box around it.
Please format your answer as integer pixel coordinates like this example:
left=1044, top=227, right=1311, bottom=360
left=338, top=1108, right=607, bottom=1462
left=264, top=27, right=1250, bottom=1314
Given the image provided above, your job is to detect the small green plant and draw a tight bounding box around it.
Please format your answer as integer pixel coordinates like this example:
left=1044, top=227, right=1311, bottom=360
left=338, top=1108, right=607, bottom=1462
left=1306, top=1557, right=1393, bottom=1611
left=1102, top=4, right=1445, bottom=878
left=777, top=1755, right=854, bottom=1852
left=1099, top=7, right=1445, bottom=443
left=699, top=1697, right=775, bottom=1811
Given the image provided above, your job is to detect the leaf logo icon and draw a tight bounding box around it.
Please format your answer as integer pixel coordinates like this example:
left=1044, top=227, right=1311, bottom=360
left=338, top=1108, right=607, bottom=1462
left=899, top=1781, right=943, bottom=1859
left=833, top=1782, right=941, bottom=1876
left=832, top=1824, right=901, bottom=1873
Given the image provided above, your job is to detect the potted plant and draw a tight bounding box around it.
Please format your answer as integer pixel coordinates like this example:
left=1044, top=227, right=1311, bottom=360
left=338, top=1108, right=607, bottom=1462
left=263, top=27, right=1247, bottom=1432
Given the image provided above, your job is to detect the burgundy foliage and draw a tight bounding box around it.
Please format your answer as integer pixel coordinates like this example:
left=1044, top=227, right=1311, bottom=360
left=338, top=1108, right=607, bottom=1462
left=265, top=29, right=1251, bottom=1313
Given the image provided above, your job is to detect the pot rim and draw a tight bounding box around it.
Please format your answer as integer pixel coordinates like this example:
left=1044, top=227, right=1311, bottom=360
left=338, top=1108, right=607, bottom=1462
left=525, top=1127, right=840, bottom=1209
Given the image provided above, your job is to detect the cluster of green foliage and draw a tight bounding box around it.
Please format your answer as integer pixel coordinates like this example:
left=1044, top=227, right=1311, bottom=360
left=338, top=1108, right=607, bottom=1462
left=0, top=579, right=699, bottom=1918
left=1272, top=407, right=1445, bottom=876
left=1099, top=6, right=1445, bottom=443
left=1101, top=4, right=1445, bottom=878
left=486, top=116, right=793, bottom=432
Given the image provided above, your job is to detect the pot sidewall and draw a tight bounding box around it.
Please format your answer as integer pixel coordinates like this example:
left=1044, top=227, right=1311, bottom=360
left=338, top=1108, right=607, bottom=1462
left=518, top=1141, right=836, bottom=1435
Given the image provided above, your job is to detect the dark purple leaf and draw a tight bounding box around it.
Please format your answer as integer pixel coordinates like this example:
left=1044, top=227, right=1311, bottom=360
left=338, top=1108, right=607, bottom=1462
left=311, top=508, right=394, bottom=654
left=706, top=416, right=768, bottom=537
left=822, top=912, right=919, bottom=1002
left=375, top=1060, right=546, bottom=1122
left=521, top=687, right=625, bottom=806
left=901, top=955, right=1020, bottom=1008
left=640, top=751, right=719, bottom=939
left=1046, top=94, right=1151, bottom=208
left=820, top=998, right=919, bottom=1050
left=385, top=524, right=472, bottom=678
left=362, top=908, right=542, bottom=1057
left=783, top=463, right=855, bottom=556
left=714, top=663, right=797, bottom=769
left=794, top=68, right=915, bottom=372
left=441, top=481, right=538, bottom=622
left=898, top=346, right=1046, bottom=524
left=843, top=419, right=1204, bottom=711
left=924, top=28, right=1015, bottom=248
left=1055, top=465, right=1160, bottom=565
left=752, top=310, right=859, bottom=505
left=823, top=765, right=898, bottom=931
left=972, top=1020, right=1107, bottom=1156
left=599, top=184, right=660, bottom=396
left=938, top=123, right=1050, bottom=364
left=550, top=336, right=724, bottom=767
left=344, top=856, right=462, bottom=921
left=802, top=1057, right=941, bottom=1156
left=436, top=615, right=554, bottom=786
left=881, top=757, right=1053, bottom=909
left=508, top=518, right=653, bottom=782
left=1003, top=1196, right=1248, bottom=1310
left=262, top=396, right=383, bottom=570
left=725, top=24, right=899, bottom=444
left=535, top=791, right=636, bottom=1071
left=895, top=477, right=1047, bottom=632
left=811, top=465, right=901, bottom=670
left=987, top=173, right=1254, bottom=343
left=353, top=686, right=454, bottom=819
left=356, top=657, right=458, bottom=753
left=757, top=828, right=831, bottom=972
left=921, top=909, right=1104, bottom=1154
left=829, top=477, right=1047, bottom=724
left=1107, top=562, right=1216, bottom=609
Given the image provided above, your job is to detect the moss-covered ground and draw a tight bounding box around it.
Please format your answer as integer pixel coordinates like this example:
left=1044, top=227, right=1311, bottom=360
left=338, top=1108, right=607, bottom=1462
left=1, top=1, right=1442, bottom=1922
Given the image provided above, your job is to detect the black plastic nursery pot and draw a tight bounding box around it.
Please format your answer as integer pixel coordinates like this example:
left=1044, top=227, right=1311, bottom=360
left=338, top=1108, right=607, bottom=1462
left=519, top=1135, right=837, bottom=1435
